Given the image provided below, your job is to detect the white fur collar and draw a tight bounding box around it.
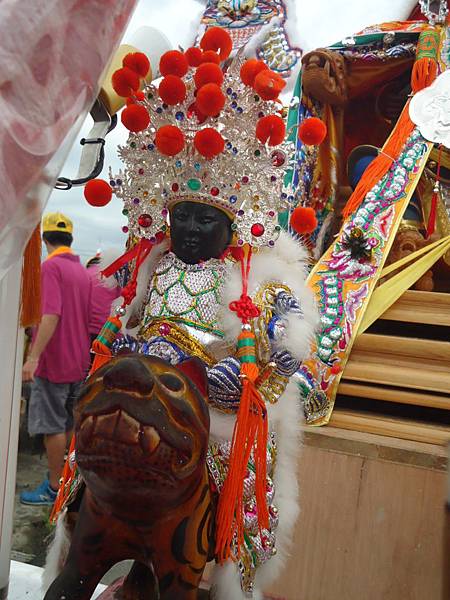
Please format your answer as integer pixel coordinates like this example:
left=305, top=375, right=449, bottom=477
left=219, top=231, right=318, bottom=362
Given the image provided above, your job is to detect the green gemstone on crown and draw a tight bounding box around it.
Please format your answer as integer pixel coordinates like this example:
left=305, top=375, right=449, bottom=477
left=187, top=178, right=201, bottom=191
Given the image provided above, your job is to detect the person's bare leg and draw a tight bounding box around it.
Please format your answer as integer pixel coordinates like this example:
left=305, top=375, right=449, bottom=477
left=45, top=433, right=66, bottom=490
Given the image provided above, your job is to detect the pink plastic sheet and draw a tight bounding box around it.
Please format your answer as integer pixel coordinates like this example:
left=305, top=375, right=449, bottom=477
left=0, top=0, right=138, bottom=280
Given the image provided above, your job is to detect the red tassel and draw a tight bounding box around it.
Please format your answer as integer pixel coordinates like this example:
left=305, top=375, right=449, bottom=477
left=426, top=190, right=438, bottom=237
left=426, top=145, right=443, bottom=238
left=215, top=248, right=269, bottom=562
left=215, top=352, right=269, bottom=562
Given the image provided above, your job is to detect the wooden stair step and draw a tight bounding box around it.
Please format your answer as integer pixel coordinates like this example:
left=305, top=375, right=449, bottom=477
left=345, top=333, right=450, bottom=394
left=338, top=381, right=450, bottom=411
left=343, top=358, right=450, bottom=394
left=353, top=332, right=450, bottom=360
left=329, top=409, right=450, bottom=446
left=352, top=333, right=450, bottom=362
left=380, top=289, right=450, bottom=326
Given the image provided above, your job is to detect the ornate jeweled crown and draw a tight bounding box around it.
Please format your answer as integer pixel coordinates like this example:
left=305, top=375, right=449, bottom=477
left=108, top=28, right=294, bottom=248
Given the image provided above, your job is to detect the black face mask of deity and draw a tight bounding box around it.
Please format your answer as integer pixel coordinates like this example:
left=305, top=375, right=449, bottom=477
left=170, top=201, right=232, bottom=264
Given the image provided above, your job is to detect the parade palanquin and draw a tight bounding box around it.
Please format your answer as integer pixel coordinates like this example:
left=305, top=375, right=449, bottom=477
left=286, top=6, right=450, bottom=432
left=41, top=3, right=450, bottom=600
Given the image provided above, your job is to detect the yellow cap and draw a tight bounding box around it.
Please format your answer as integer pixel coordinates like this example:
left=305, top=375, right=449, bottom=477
left=42, top=212, right=73, bottom=234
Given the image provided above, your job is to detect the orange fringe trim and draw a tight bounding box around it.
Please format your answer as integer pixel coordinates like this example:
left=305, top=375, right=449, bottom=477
left=50, top=436, right=76, bottom=522
left=89, top=314, right=122, bottom=376
left=20, top=225, right=41, bottom=328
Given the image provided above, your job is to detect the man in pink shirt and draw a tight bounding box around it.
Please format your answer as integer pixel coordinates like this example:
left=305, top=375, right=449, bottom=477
left=86, top=254, right=120, bottom=346
left=21, top=212, right=92, bottom=506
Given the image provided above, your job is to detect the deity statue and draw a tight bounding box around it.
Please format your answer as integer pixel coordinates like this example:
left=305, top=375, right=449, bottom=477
left=44, top=27, right=318, bottom=600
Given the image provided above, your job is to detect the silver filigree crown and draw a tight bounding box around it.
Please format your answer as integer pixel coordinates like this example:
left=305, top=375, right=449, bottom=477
left=110, top=47, right=294, bottom=248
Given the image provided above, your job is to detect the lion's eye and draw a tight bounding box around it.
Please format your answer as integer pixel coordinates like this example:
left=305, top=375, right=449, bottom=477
left=159, top=373, right=183, bottom=392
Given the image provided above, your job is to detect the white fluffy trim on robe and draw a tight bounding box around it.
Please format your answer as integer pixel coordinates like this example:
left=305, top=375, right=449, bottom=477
left=210, top=380, right=302, bottom=600
left=42, top=509, right=71, bottom=594
left=219, top=230, right=319, bottom=363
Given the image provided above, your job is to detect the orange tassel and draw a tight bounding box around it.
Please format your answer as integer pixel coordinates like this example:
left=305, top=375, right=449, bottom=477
left=89, top=315, right=122, bottom=375
left=343, top=27, right=440, bottom=219
left=215, top=330, right=269, bottom=563
left=20, top=224, right=42, bottom=328
left=411, top=28, right=440, bottom=94
left=343, top=107, right=415, bottom=217
left=411, top=56, right=438, bottom=93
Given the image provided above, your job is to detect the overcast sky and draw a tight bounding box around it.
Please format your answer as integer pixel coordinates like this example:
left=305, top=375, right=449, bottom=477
left=45, top=0, right=416, bottom=263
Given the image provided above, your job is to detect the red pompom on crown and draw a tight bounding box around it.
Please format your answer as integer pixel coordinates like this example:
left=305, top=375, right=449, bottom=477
left=158, top=75, right=186, bottom=105
left=155, top=125, right=185, bottom=156
left=290, top=206, right=318, bottom=235
left=196, top=83, right=225, bottom=116
left=185, top=47, right=203, bottom=67
left=188, top=102, right=207, bottom=125
left=194, top=63, right=224, bottom=88
left=298, top=117, right=327, bottom=146
left=121, top=104, right=150, bottom=132
left=112, top=67, right=140, bottom=97
left=159, top=50, right=189, bottom=77
left=240, top=59, right=268, bottom=86
left=256, top=115, right=286, bottom=146
left=200, top=27, right=232, bottom=60
left=84, top=179, right=113, bottom=207
left=200, top=50, right=221, bottom=65
left=122, top=52, right=150, bottom=78
left=125, top=91, right=145, bottom=106
left=254, top=69, right=285, bottom=100
left=194, top=128, right=225, bottom=159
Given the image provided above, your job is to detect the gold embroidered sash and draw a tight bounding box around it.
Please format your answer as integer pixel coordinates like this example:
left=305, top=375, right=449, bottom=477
left=298, top=129, right=433, bottom=425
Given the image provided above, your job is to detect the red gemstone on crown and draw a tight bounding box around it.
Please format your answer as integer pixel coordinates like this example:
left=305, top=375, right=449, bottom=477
left=271, top=150, right=286, bottom=167
left=138, top=214, right=153, bottom=228
left=251, top=223, right=265, bottom=237
left=172, top=183, right=179, bottom=192
left=211, top=187, right=220, bottom=196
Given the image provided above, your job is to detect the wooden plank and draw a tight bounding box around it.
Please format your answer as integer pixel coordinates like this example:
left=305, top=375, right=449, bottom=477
left=353, top=333, right=450, bottom=362
left=302, top=424, right=448, bottom=470
left=351, top=459, right=445, bottom=600
left=265, top=445, right=445, bottom=600
left=338, top=381, right=450, bottom=410
left=343, top=357, right=450, bottom=394
left=329, top=409, right=450, bottom=445
left=380, top=289, right=450, bottom=326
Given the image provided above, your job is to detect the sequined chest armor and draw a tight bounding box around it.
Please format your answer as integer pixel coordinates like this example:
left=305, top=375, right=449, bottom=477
left=139, top=252, right=230, bottom=364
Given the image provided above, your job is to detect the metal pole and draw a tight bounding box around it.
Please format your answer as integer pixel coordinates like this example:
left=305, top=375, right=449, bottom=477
left=0, top=261, right=24, bottom=599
